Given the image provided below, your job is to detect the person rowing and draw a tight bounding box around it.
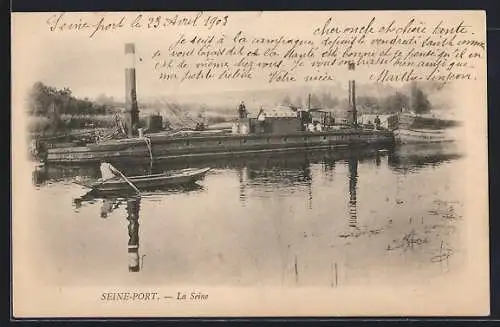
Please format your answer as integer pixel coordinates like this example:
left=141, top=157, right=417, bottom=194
left=99, top=162, right=121, bottom=181
left=99, top=162, right=141, bottom=194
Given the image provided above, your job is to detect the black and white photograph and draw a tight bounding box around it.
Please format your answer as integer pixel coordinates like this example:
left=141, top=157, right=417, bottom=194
left=12, top=11, right=489, bottom=317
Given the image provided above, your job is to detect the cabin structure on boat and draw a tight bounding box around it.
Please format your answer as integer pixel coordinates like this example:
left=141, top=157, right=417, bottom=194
left=232, top=106, right=301, bottom=135
left=308, top=108, right=335, bottom=127
left=359, top=114, right=394, bottom=130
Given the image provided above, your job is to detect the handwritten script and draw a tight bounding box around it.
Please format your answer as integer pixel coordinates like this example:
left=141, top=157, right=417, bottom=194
left=46, top=12, right=485, bottom=88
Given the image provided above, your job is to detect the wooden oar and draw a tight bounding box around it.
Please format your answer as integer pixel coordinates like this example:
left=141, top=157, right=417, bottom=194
left=74, top=175, right=116, bottom=191
left=111, top=165, right=141, bottom=195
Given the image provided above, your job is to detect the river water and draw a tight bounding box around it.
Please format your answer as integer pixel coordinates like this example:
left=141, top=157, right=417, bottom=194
left=29, top=143, right=465, bottom=288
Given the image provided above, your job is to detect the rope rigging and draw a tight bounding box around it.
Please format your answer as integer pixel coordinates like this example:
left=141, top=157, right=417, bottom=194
left=93, top=114, right=155, bottom=173
left=143, top=136, right=153, bottom=173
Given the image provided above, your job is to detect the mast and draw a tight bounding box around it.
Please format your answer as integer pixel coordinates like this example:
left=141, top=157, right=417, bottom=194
left=347, top=62, right=357, bottom=128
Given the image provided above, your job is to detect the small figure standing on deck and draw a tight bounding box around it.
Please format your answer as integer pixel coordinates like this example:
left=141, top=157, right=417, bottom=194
left=100, top=162, right=120, bottom=181
left=257, top=107, right=266, bottom=121
left=238, top=101, right=248, bottom=119
left=374, top=115, right=381, bottom=129
left=308, top=122, right=315, bottom=132
left=314, top=121, right=322, bottom=132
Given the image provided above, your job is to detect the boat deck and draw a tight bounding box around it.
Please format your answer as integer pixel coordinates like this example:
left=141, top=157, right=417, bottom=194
left=44, top=129, right=395, bottom=164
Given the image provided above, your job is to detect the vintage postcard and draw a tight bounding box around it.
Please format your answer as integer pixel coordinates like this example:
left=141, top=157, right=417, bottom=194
left=12, top=11, right=489, bottom=317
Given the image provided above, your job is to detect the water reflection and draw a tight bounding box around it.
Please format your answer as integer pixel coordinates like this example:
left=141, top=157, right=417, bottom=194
left=75, top=194, right=142, bottom=272
left=348, top=156, right=358, bottom=229
left=126, top=197, right=141, bottom=272
left=100, top=198, right=121, bottom=218
left=72, top=181, right=206, bottom=273
left=231, top=152, right=361, bottom=225
left=32, top=144, right=462, bottom=187
left=245, top=157, right=312, bottom=186
left=238, top=167, right=247, bottom=207
left=29, top=143, right=466, bottom=285
left=387, top=143, right=463, bottom=174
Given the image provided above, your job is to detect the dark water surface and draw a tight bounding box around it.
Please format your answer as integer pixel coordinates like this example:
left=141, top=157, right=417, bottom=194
left=30, top=143, right=465, bottom=287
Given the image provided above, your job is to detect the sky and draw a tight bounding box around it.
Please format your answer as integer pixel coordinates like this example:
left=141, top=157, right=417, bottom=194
left=12, top=11, right=485, bottom=110
left=13, top=11, right=324, bottom=99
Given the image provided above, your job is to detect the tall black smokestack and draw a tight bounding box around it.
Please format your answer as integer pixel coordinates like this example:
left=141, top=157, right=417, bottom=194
left=347, top=62, right=357, bottom=128
left=124, top=43, right=139, bottom=137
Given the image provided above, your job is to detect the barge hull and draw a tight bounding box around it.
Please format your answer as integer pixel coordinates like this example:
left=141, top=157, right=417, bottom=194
left=44, top=130, right=395, bottom=164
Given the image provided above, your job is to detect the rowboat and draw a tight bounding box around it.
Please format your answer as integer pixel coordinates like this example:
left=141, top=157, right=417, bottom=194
left=73, top=167, right=211, bottom=193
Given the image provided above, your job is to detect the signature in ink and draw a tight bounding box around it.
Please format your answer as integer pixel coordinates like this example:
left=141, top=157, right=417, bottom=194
left=430, top=241, right=454, bottom=263
left=386, top=230, right=427, bottom=251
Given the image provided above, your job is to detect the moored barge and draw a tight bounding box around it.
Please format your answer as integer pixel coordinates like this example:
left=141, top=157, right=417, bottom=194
left=44, top=129, right=394, bottom=164
left=39, top=44, right=395, bottom=165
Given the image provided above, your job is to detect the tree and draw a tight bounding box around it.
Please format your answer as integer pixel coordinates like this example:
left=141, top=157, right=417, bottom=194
left=28, top=82, right=53, bottom=116
left=321, top=92, right=339, bottom=108
left=282, top=95, right=292, bottom=106
left=410, top=86, right=431, bottom=114
left=380, top=92, right=409, bottom=113
left=308, top=93, right=322, bottom=109
left=28, top=81, right=109, bottom=116
left=294, top=96, right=303, bottom=108
left=357, top=96, right=379, bottom=113
left=338, top=98, right=350, bottom=110
left=95, top=93, right=115, bottom=105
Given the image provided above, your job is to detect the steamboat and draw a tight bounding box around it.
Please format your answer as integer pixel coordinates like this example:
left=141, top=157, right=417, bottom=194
left=32, top=44, right=458, bottom=165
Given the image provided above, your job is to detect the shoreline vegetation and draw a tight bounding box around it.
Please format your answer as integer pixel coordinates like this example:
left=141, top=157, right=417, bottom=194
left=26, top=82, right=234, bottom=140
